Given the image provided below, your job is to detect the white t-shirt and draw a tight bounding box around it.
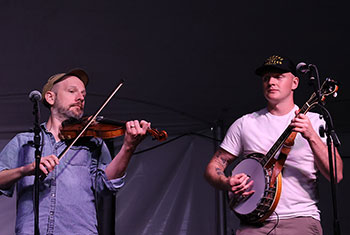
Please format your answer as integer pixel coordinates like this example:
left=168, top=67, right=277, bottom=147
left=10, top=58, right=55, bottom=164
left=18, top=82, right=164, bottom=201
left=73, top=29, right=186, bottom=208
left=220, top=105, right=326, bottom=221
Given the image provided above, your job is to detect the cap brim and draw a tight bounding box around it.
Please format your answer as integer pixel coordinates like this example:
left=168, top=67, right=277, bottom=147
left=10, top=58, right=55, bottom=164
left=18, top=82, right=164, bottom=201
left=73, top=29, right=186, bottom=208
left=255, top=65, right=290, bottom=76
left=65, top=68, right=89, bottom=86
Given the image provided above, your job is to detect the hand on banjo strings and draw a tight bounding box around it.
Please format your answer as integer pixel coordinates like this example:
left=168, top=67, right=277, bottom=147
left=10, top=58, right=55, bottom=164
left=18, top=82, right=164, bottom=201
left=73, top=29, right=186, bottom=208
left=228, top=173, right=255, bottom=197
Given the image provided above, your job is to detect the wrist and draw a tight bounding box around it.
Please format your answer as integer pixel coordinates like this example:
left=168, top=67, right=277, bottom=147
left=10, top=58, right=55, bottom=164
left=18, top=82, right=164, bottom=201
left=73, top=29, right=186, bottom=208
left=20, top=163, right=34, bottom=177
left=219, top=175, right=231, bottom=191
left=122, top=142, right=136, bottom=153
left=307, top=132, right=322, bottom=145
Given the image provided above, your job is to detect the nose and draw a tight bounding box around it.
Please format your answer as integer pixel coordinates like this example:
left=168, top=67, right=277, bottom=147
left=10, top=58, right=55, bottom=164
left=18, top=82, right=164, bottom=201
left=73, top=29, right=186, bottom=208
left=265, top=76, right=278, bottom=86
left=76, top=92, right=85, bottom=103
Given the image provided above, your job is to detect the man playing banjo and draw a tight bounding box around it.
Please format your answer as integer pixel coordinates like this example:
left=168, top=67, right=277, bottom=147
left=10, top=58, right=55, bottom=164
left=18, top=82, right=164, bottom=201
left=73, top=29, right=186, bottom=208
left=205, top=55, right=343, bottom=234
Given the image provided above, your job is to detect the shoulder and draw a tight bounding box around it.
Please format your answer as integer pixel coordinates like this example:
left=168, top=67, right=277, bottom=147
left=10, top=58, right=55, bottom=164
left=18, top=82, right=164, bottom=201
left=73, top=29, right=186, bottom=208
left=306, top=111, right=326, bottom=130
left=307, top=111, right=322, bottom=118
left=306, top=111, right=325, bottom=124
left=9, top=131, right=35, bottom=145
left=0, top=132, right=34, bottom=157
left=246, top=107, right=267, bottom=118
left=226, top=108, right=266, bottom=133
left=235, top=108, right=267, bottom=123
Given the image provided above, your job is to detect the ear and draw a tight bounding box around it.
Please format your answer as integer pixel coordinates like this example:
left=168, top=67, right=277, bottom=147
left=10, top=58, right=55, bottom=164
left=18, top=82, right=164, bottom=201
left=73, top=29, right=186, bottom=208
left=292, top=76, right=299, bottom=91
left=45, top=91, right=56, bottom=106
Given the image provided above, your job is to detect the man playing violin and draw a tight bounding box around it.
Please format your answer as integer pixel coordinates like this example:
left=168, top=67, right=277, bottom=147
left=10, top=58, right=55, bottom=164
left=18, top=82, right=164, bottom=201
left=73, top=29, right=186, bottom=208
left=205, top=55, right=343, bottom=234
left=0, top=69, right=150, bottom=234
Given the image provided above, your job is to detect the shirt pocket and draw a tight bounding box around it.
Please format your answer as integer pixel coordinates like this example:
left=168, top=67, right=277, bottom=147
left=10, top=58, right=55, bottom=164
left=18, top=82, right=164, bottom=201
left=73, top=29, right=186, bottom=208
left=64, top=147, right=90, bottom=166
left=20, top=144, right=36, bottom=165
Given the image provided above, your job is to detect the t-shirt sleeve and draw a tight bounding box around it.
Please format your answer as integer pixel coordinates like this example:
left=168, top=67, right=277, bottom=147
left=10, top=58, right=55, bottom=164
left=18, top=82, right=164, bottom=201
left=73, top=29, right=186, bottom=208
left=220, top=117, right=244, bottom=157
left=309, top=112, right=327, bottom=144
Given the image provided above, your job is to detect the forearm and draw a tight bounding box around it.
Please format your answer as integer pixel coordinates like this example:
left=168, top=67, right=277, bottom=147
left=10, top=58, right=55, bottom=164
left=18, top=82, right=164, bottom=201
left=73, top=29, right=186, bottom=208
left=104, top=119, right=150, bottom=180
left=205, top=148, right=236, bottom=190
left=0, top=164, right=33, bottom=190
left=104, top=143, right=135, bottom=180
left=309, top=135, right=343, bottom=182
left=291, top=113, right=343, bottom=182
left=205, top=160, right=230, bottom=191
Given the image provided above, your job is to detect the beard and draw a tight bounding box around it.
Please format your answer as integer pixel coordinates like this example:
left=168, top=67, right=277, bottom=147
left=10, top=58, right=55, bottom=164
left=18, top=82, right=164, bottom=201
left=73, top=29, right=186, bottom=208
left=55, top=102, right=84, bottom=120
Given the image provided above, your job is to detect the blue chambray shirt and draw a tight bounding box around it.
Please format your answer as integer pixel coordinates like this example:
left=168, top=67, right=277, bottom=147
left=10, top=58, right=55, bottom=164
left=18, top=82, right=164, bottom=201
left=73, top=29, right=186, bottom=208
left=0, top=123, right=125, bottom=235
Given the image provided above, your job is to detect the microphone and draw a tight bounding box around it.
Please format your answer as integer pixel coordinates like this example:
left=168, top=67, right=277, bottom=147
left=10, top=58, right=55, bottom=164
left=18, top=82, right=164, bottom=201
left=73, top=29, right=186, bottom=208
left=296, top=62, right=311, bottom=74
left=29, top=90, right=42, bottom=102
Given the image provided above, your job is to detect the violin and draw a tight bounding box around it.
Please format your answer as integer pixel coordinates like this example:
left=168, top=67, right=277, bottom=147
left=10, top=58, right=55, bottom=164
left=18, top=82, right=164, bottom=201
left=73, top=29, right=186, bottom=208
left=39, top=80, right=167, bottom=181
left=59, top=116, right=168, bottom=141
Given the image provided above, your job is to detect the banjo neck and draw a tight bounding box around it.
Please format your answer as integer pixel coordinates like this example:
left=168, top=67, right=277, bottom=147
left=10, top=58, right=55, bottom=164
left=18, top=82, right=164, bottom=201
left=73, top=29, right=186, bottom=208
left=260, top=78, right=338, bottom=168
left=260, top=104, right=308, bottom=167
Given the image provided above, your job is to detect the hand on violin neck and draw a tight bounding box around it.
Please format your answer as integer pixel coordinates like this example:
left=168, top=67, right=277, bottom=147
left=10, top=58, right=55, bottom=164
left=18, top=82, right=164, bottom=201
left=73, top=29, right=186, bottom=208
left=123, top=120, right=151, bottom=151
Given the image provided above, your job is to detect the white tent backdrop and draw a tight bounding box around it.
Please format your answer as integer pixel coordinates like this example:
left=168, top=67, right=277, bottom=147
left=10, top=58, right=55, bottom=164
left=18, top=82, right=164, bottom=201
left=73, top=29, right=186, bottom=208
left=0, top=1, right=350, bottom=234
left=1, top=130, right=349, bottom=235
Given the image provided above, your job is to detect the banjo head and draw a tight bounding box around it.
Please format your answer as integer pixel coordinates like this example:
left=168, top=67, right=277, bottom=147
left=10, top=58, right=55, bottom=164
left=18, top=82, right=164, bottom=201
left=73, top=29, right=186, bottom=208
left=229, top=156, right=266, bottom=215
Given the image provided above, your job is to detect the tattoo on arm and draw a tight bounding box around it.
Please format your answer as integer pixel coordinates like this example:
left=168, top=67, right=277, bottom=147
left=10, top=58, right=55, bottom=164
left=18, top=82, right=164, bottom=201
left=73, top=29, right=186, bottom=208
left=215, top=167, right=225, bottom=176
left=214, top=150, right=222, bottom=159
left=220, top=157, right=227, bottom=165
left=214, top=149, right=228, bottom=167
left=213, top=149, right=235, bottom=178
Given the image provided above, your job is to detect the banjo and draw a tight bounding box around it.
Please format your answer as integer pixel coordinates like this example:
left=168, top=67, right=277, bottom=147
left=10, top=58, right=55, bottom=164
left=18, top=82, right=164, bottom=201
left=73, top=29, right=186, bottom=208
left=228, top=78, right=339, bottom=224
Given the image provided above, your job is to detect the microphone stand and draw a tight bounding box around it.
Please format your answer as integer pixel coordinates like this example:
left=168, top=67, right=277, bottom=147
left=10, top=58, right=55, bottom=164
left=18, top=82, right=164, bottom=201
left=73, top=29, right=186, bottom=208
left=307, top=65, right=341, bottom=235
left=318, top=104, right=341, bottom=235
left=32, top=98, right=42, bottom=235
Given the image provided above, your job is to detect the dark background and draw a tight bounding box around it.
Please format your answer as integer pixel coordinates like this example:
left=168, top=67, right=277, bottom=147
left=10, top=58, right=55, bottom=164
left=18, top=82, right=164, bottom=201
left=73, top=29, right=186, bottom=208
left=0, top=1, right=349, bottom=234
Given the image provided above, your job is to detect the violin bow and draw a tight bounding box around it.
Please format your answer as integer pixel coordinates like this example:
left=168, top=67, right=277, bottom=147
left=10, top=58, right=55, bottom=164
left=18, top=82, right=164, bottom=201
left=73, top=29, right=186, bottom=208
left=57, top=79, right=125, bottom=160
left=39, top=79, right=125, bottom=181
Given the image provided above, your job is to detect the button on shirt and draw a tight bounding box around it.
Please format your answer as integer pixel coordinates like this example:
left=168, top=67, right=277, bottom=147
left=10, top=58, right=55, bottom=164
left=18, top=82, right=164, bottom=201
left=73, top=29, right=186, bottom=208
left=0, top=124, right=125, bottom=235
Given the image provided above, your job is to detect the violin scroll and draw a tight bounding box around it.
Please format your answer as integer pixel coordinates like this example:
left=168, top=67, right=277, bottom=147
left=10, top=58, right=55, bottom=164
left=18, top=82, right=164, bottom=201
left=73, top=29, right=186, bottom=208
left=147, top=128, right=168, bottom=142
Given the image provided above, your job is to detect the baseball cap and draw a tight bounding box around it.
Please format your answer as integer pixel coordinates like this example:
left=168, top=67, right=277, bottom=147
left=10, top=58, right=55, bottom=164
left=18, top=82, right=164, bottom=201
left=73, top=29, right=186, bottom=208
left=255, top=55, right=296, bottom=76
left=41, top=68, right=89, bottom=107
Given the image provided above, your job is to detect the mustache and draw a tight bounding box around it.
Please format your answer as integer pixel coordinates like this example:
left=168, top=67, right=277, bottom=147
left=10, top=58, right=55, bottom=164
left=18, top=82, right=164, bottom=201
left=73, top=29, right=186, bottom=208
left=69, top=102, right=84, bottom=109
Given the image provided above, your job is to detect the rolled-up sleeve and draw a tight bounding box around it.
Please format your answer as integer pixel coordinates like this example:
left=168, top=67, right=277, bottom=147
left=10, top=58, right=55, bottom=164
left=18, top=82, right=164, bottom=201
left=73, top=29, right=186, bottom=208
left=91, top=139, right=126, bottom=195
left=0, top=135, right=21, bottom=197
left=101, top=170, right=126, bottom=191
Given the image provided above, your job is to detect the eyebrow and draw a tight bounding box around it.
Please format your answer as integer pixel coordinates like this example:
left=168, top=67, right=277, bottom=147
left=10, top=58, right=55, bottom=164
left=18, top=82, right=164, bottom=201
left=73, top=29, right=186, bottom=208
left=67, top=85, right=86, bottom=92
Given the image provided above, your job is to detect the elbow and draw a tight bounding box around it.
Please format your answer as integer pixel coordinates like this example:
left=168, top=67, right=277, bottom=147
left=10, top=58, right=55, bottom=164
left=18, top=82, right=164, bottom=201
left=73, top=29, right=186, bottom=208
left=204, top=164, right=217, bottom=186
left=203, top=165, right=211, bottom=183
left=327, top=170, right=343, bottom=184
left=336, top=163, right=344, bottom=183
left=336, top=171, right=343, bottom=183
